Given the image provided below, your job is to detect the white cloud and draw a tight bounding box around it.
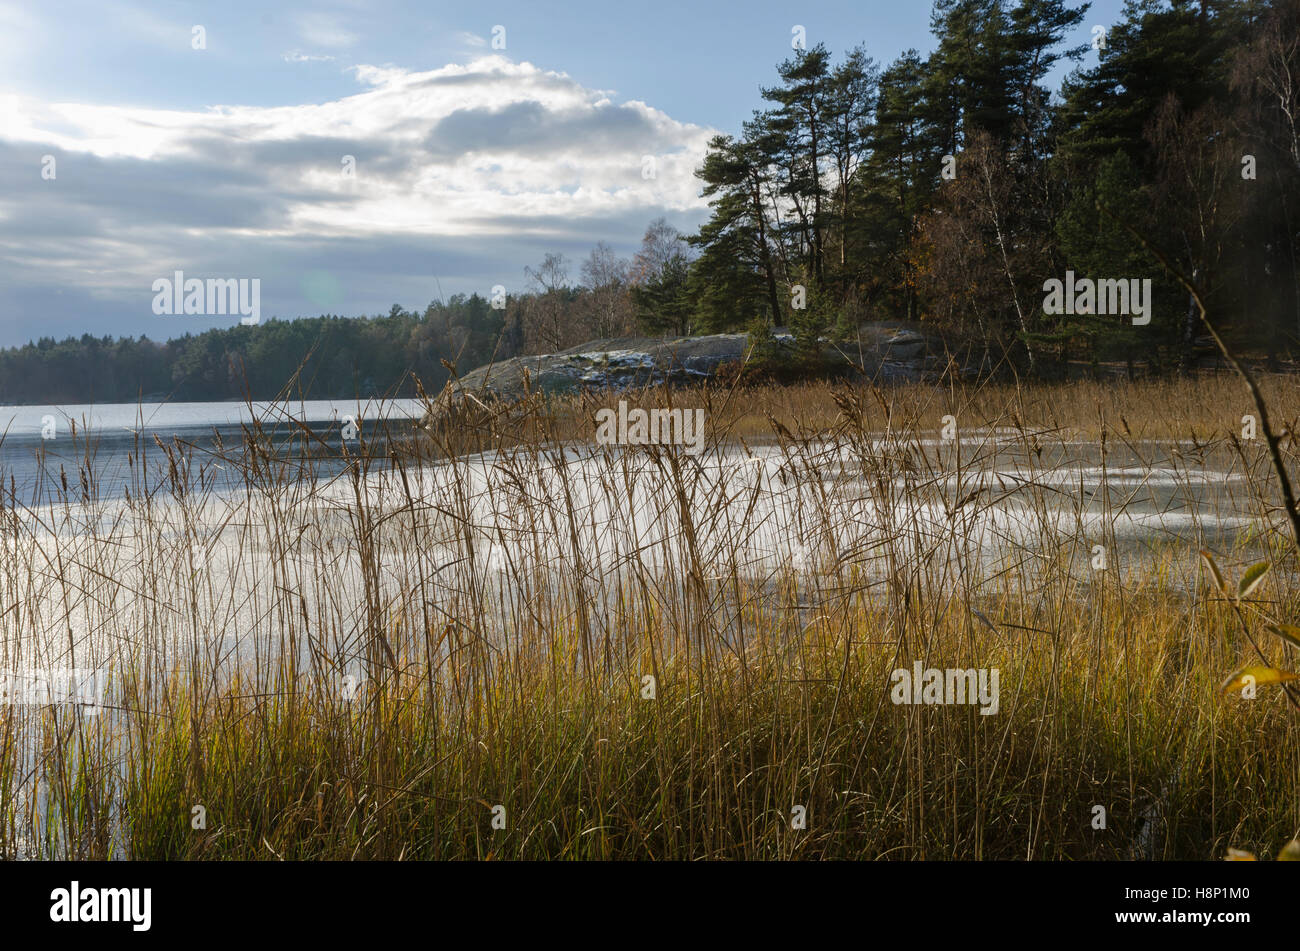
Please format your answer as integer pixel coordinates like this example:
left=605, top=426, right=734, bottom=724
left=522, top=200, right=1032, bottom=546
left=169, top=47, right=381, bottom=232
left=4, top=56, right=712, bottom=225
left=0, top=55, right=715, bottom=336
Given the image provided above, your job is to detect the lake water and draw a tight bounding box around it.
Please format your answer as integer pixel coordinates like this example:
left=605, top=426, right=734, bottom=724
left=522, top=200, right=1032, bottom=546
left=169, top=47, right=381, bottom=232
left=0, top=401, right=1268, bottom=578
left=0, top=400, right=1279, bottom=861
left=0, top=399, right=425, bottom=502
left=0, top=393, right=1282, bottom=827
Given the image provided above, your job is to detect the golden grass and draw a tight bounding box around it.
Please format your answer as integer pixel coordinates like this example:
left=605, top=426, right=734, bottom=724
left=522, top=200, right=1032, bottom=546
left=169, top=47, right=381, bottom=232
left=1, top=374, right=1299, bottom=859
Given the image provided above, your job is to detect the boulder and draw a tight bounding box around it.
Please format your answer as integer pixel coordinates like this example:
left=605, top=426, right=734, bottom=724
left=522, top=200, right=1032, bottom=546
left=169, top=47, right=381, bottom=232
left=419, top=321, right=943, bottom=436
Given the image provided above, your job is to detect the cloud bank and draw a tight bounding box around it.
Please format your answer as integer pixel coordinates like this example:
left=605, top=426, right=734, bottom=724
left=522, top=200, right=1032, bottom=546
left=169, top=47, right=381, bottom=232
left=0, top=55, right=714, bottom=346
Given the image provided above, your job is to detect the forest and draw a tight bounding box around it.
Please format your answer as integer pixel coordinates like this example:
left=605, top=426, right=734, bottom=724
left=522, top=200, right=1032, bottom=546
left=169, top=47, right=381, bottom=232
left=2, top=0, right=1297, bottom=404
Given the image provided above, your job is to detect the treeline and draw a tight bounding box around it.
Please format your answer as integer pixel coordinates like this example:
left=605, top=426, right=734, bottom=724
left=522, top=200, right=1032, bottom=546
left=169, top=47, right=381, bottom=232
left=0, top=290, right=585, bottom=404
left=0, top=305, right=480, bottom=404
left=0, top=232, right=675, bottom=403
left=0, top=233, right=683, bottom=403
left=4, top=0, right=1298, bottom=404
left=663, top=0, right=1300, bottom=373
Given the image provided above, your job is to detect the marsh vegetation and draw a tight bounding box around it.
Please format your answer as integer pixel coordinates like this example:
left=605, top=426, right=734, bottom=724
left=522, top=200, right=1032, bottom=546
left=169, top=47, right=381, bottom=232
left=1, top=373, right=1298, bottom=859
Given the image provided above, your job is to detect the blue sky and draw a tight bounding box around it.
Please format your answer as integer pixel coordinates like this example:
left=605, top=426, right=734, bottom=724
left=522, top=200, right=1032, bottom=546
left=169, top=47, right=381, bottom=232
left=0, top=0, right=1127, bottom=348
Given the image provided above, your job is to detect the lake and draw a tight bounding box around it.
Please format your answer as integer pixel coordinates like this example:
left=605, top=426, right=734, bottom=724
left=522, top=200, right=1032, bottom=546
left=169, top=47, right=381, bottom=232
left=0, top=399, right=426, bottom=502
left=0, top=396, right=1279, bottom=795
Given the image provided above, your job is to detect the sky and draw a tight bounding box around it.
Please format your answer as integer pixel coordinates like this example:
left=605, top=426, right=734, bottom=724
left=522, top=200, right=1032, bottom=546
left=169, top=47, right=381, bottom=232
left=0, top=0, right=1127, bottom=349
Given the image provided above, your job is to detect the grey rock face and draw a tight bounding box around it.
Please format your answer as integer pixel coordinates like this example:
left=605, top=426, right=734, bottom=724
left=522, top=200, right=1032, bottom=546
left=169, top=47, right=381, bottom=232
left=419, top=321, right=942, bottom=434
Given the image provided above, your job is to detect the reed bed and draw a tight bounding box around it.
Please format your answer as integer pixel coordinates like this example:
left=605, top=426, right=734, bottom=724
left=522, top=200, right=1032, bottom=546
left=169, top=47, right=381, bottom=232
left=0, top=374, right=1297, bottom=860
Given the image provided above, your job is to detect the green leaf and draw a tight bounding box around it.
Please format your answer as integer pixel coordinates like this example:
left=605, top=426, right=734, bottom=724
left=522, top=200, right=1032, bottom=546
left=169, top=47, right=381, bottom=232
left=1238, top=562, right=1271, bottom=600
left=1200, top=549, right=1227, bottom=595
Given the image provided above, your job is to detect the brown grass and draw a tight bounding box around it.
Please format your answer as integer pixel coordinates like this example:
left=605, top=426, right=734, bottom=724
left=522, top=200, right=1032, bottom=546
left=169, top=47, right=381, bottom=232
left=1, top=374, right=1298, bottom=859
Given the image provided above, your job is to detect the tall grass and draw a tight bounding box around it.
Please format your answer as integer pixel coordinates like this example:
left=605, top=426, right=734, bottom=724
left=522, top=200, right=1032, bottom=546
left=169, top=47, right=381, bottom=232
left=1, top=373, right=1297, bottom=859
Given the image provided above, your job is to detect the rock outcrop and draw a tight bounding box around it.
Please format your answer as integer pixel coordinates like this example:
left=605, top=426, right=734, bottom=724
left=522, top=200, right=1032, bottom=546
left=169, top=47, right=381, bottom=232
left=419, top=321, right=944, bottom=435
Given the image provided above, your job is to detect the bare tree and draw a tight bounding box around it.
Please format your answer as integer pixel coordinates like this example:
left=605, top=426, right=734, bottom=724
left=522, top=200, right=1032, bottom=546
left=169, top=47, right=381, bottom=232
left=1234, top=0, right=1300, bottom=171
left=580, top=242, right=632, bottom=338
left=526, top=252, right=569, bottom=294
left=524, top=252, right=570, bottom=352
left=631, top=218, right=689, bottom=285
left=1232, top=0, right=1300, bottom=341
left=1148, top=96, right=1245, bottom=370
left=915, top=131, right=1048, bottom=372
